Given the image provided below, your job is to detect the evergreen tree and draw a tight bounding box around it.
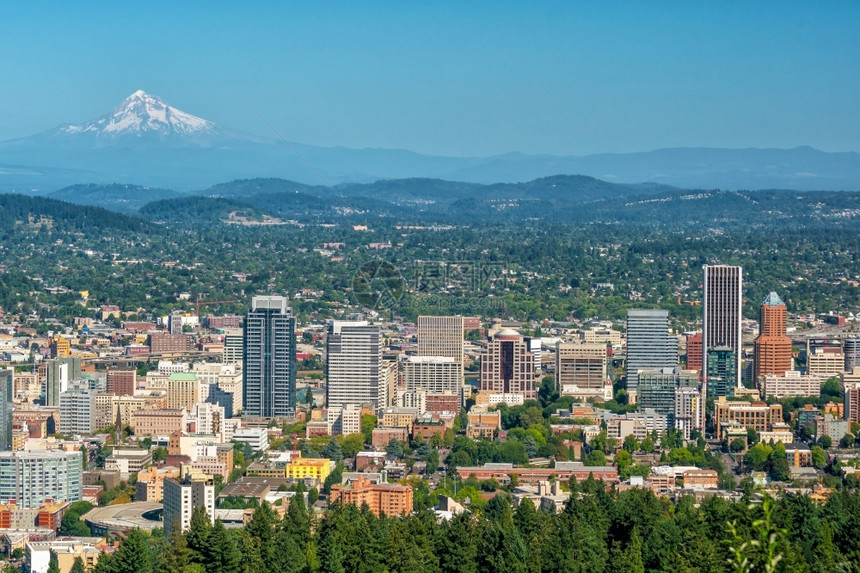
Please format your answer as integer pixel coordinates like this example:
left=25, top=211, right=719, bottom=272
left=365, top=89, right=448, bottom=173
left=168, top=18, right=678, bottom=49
left=476, top=497, right=528, bottom=573
left=47, top=556, right=60, bottom=573
left=108, top=529, right=154, bottom=573
left=813, top=522, right=843, bottom=571
left=244, top=502, right=278, bottom=572
left=322, top=439, right=344, bottom=462
left=161, top=517, right=194, bottom=573
left=186, top=506, right=212, bottom=563
left=284, top=492, right=312, bottom=544
left=437, top=512, right=476, bottom=573
left=204, top=521, right=242, bottom=573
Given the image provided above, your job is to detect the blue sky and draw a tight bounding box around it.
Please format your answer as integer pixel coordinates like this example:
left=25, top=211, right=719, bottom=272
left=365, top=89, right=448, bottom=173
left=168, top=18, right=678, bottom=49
left=1, top=2, right=858, bottom=156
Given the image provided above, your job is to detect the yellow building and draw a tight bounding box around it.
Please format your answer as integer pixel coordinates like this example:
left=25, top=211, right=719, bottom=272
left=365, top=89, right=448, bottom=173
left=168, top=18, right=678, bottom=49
left=51, top=337, right=71, bottom=358
left=286, top=458, right=331, bottom=482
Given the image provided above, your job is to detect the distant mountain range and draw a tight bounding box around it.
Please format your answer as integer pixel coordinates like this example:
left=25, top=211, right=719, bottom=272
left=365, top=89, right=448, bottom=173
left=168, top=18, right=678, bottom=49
left=1, top=90, right=859, bottom=192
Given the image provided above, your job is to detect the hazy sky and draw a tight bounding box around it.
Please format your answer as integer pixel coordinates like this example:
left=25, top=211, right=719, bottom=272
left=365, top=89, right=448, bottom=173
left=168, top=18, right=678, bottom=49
left=1, top=2, right=858, bottom=156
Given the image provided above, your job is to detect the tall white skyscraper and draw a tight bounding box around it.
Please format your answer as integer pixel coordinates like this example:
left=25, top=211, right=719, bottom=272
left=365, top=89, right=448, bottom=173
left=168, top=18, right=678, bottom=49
left=703, top=265, right=743, bottom=388
left=625, top=309, right=678, bottom=395
left=326, top=321, right=385, bottom=412
left=243, top=296, right=296, bottom=418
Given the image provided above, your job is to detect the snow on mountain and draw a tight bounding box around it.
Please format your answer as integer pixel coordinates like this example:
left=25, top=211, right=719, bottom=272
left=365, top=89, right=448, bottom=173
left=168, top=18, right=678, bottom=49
left=59, top=90, right=220, bottom=139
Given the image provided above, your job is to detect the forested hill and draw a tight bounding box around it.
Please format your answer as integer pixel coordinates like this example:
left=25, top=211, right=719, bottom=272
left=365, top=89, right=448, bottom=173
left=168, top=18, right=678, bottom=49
left=0, top=193, right=149, bottom=234
left=51, top=183, right=181, bottom=213
left=138, top=184, right=860, bottom=230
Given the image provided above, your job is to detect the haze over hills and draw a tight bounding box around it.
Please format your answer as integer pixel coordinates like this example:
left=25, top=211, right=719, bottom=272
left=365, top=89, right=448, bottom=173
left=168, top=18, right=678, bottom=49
left=1, top=91, right=859, bottom=193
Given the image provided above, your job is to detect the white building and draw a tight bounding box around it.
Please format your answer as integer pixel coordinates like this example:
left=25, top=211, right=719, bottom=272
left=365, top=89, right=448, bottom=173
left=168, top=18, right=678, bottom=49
left=59, top=389, right=96, bottom=434
left=397, top=388, right=428, bottom=415
left=163, top=474, right=215, bottom=535
left=189, top=402, right=226, bottom=437
left=232, top=427, right=268, bottom=451
left=328, top=404, right=362, bottom=435
left=326, top=321, right=385, bottom=413
left=157, top=360, right=191, bottom=375
left=761, top=370, right=822, bottom=400
left=401, top=356, right=461, bottom=395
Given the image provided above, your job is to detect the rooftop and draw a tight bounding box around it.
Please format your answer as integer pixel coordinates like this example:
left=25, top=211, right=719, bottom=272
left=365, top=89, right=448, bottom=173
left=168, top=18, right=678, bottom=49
left=762, top=291, right=786, bottom=307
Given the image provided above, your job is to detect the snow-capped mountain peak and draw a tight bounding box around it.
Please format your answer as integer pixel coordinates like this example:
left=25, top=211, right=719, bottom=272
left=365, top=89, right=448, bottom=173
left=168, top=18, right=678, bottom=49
left=60, top=90, right=219, bottom=139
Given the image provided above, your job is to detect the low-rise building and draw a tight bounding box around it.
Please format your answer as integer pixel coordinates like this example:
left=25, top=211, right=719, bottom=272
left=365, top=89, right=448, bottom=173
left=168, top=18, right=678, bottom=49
left=329, top=475, right=413, bottom=517
left=713, top=398, right=783, bottom=440
left=233, top=427, right=269, bottom=452
left=371, top=427, right=408, bottom=447
left=104, top=448, right=152, bottom=479
left=26, top=538, right=105, bottom=573
left=135, top=466, right=181, bottom=502
left=286, top=458, right=331, bottom=483
left=380, top=407, right=418, bottom=432
left=760, top=371, right=822, bottom=400
left=682, top=469, right=718, bottom=490
left=131, top=409, right=187, bottom=437
left=815, top=414, right=849, bottom=441
left=455, top=461, right=618, bottom=484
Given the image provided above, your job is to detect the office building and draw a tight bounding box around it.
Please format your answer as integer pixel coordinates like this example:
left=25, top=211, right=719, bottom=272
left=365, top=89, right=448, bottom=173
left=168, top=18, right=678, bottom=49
left=106, top=368, right=136, bottom=397
left=674, top=387, right=706, bottom=440
left=706, top=347, right=736, bottom=399
left=168, top=373, right=201, bottom=411
left=637, top=369, right=699, bottom=425
left=59, top=389, right=96, bottom=434
left=223, top=329, right=243, bottom=364
left=479, top=329, right=536, bottom=400
left=326, top=321, right=385, bottom=412
left=329, top=404, right=362, bottom=435
left=168, top=312, right=183, bottom=335
left=844, top=371, right=860, bottom=423
left=760, top=371, right=822, bottom=400
left=625, top=310, right=678, bottom=394
left=44, top=357, right=82, bottom=407
left=401, top=356, right=461, bottom=395
left=685, top=332, right=703, bottom=376
left=702, top=265, right=743, bottom=387
left=396, top=389, right=428, bottom=415
left=417, top=315, right=464, bottom=367
left=0, top=451, right=82, bottom=508
left=0, top=369, right=11, bottom=451
left=194, top=363, right=242, bottom=417
left=713, top=398, right=782, bottom=440
left=149, top=333, right=193, bottom=354
left=51, top=336, right=70, bottom=358
left=555, top=341, right=607, bottom=397
left=163, top=472, right=215, bottom=535
left=806, top=340, right=845, bottom=377
left=243, top=296, right=297, bottom=418
left=754, top=292, right=793, bottom=380
left=845, top=337, right=860, bottom=372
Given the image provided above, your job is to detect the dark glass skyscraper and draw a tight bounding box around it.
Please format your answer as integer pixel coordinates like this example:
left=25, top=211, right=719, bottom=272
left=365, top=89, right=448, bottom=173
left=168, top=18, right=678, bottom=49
left=625, top=309, right=678, bottom=395
left=243, top=296, right=296, bottom=418
left=0, top=369, right=12, bottom=451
